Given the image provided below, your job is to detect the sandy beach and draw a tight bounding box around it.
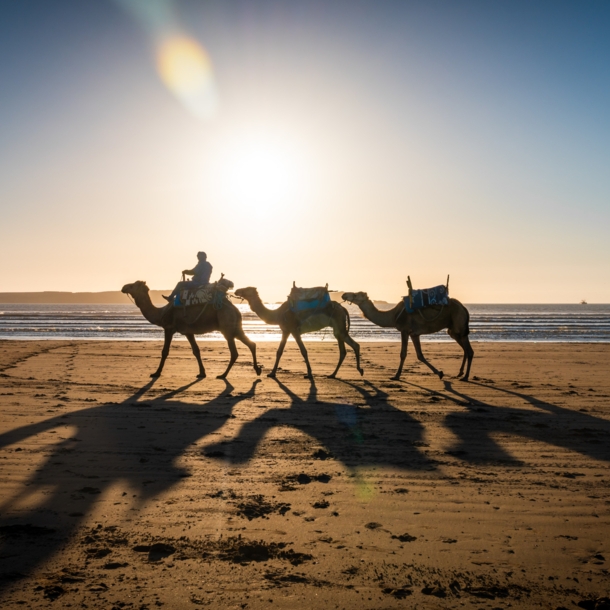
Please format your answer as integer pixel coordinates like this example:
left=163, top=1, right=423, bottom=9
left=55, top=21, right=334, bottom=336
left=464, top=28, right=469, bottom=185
left=0, top=340, right=609, bottom=609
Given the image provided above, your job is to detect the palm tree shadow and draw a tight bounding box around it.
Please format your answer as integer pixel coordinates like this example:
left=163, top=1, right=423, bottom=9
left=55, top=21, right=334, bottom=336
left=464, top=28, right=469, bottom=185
left=434, top=379, right=610, bottom=464
left=205, top=376, right=434, bottom=473
left=0, top=377, right=260, bottom=589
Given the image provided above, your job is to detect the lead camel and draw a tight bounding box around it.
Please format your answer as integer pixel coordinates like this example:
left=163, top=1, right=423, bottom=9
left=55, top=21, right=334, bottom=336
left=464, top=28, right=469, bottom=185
left=122, top=280, right=261, bottom=379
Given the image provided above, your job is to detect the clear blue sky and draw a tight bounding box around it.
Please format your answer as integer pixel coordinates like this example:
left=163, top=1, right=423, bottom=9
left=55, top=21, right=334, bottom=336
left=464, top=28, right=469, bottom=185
left=1, top=1, right=608, bottom=302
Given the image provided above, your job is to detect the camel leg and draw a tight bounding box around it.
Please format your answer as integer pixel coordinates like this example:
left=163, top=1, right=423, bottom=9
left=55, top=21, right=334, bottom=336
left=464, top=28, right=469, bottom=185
left=455, top=333, right=468, bottom=378
left=186, top=334, right=205, bottom=378
left=151, top=328, right=174, bottom=377
left=328, top=338, right=347, bottom=379
left=411, top=335, right=444, bottom=379
left=457, top=336, right=474, bottom=381
left=457, top=349, right=467, bottom=378
left=217, top=336, right=239, bottom=379
left=448, top=329, right=467, bottom=378
left=293, top=333, right=313, bottom=379
left=236, top=329, right=262, bottom=376
left=268, top=332, right=289, bottom=378
left=391, top=331, right=409, bottom=380
left=330, top=311, right=363, bottom=377
left=344, top=335, right=364, bottom=376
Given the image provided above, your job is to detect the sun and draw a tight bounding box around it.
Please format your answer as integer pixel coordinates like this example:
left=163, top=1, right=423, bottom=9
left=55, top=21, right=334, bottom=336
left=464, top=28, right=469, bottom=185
left=212, top=129, right=308, bottom=213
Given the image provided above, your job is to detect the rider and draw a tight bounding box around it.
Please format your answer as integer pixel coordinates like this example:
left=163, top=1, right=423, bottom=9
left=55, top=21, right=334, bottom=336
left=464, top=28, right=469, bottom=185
left=163, top=251, right=213, bottom=304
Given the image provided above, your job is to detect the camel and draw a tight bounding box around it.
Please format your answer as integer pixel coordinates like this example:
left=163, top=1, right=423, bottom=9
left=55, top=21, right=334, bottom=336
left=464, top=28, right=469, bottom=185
left=121, top=280, right=261, bottom=379
left=342, top=291, right=474, bottom=381
left=234, top=286, right=363, bottom=379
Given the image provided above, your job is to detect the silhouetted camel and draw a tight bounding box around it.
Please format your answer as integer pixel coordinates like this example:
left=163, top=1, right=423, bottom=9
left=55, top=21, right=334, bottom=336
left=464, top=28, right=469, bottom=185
left=122, top=280, right=261, bottom=379
left=342, top=291, right=473, bottom=381
left=235, top=286, right=363, bottom=379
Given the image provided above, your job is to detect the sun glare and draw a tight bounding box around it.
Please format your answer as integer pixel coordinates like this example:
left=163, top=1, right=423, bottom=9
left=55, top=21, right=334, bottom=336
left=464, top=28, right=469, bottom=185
left=212, top=132, right=308, bottom=213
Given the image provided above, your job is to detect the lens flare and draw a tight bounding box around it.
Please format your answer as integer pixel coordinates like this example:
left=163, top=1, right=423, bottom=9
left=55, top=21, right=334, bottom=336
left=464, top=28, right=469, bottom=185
left=353, top=468, right=375, bottom=502
left=156, top=35, right=218, bottom=119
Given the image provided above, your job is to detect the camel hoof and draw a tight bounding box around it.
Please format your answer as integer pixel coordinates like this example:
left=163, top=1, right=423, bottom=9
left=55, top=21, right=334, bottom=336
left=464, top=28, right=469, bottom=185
left=438, top=371, right=444, bottom=380
left=255, top=366, right=262, bottom=376
left=461, top=376, right=470, bottom=382
left=197, top=373, right=206, bottom=379
left=327, top=374, right=336, bottom=379
left=267, top=372, right=277, bottom=378
left=358, top=368, right=364, bottom=376
left=390, top=375, right=401, bottom=381
left=150, top=372, right=161, bottom=378
left=216, top=374, right=227, bottom=380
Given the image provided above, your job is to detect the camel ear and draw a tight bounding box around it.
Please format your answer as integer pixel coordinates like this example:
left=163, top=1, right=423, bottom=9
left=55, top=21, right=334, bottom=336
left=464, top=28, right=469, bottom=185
left=325, top=283, right=328, bottom=290
left=293, top=281, right=296, bottom=288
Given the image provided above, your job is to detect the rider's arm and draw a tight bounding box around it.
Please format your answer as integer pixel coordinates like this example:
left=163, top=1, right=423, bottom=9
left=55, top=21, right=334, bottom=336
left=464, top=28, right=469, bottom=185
left=182, top=267, right=195, bottom=276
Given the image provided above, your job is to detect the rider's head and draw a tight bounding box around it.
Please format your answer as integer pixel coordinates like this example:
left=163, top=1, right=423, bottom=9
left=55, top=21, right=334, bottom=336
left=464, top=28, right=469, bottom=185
left=197, top=251, right=207, bottom=261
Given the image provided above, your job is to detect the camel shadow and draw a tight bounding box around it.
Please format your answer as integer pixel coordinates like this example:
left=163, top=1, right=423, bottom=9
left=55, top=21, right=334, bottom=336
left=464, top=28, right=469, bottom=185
left=0, top=378, right=259, bottom=589
left=204, top=377, right=434, bottom=473
left=414, top=379, right=610, bottom=465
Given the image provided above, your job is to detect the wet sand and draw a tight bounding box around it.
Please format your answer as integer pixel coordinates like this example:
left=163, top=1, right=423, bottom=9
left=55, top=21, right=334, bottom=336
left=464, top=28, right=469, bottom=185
left=0, top=340, right=609, bottom=609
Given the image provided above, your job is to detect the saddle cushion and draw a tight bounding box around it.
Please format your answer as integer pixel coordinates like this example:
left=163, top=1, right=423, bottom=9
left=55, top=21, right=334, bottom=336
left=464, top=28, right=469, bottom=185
left=290, top=286, right=328, bottom=301
left=175, top=278, right=234, bottom=308
left=403, top=284, right=449, bottom=313
left=289, top=286, right=331, bottom=313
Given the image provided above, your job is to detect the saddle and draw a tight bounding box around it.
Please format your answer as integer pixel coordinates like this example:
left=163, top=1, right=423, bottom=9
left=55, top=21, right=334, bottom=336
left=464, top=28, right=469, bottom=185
left=403, top=275, right=449, bottom=314
left=175, top=277, right=234, bottom=308
left=289, top=282, right=331, bottom=314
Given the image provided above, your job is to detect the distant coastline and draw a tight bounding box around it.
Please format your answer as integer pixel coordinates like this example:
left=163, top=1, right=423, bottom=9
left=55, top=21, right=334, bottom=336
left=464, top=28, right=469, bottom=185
left=0, top=291, right=396, bottom=308
left=0, top=291, right=169, bottom=305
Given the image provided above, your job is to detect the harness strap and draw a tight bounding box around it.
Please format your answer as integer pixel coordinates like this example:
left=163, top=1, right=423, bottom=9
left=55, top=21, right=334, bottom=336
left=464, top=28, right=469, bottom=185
left=417, top=304, right=445, bottom=322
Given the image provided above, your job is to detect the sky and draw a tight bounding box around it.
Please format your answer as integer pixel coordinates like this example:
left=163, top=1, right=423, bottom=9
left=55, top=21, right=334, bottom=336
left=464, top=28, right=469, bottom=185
left=0, top=0, right=608, bottom=303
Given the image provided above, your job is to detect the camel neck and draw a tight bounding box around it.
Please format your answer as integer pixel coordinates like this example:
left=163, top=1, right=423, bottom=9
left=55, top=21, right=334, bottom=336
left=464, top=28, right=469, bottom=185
left=246, top=292, right=282, bottom=325
left=358, top=299, right=403, bottom=328
left=133, top=291, right=165, bottom=327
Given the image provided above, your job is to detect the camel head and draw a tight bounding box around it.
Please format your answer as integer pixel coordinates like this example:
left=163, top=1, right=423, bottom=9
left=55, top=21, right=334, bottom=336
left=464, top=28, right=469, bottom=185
left=121, top=281, right=150, bottom=298
left=342, top=291, right=369, bottom=305
left=234, top=287, right=259, bottom=302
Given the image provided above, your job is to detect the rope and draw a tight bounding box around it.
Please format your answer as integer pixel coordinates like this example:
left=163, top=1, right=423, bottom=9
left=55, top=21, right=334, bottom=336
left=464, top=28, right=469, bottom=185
left=417, top=304, right=445, bottom=322
left=183, top=301, right=209, bottom=324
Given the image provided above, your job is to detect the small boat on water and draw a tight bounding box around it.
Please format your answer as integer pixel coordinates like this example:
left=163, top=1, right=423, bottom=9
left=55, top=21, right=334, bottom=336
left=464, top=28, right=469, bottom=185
left=580, top=299, right=588, bottom=305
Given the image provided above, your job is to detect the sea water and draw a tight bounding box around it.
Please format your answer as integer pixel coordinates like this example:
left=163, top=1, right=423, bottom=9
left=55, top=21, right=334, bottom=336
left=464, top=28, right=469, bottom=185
left=0, top=303, right=609, bottom=342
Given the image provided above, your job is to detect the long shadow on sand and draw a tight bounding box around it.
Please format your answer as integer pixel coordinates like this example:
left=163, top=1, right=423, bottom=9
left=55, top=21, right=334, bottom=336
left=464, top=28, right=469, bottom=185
left=411, top=379, right=610, bottom=465
left=205, top=377, right=434, bottom=472
left=0, top=378, right=258, bottom=590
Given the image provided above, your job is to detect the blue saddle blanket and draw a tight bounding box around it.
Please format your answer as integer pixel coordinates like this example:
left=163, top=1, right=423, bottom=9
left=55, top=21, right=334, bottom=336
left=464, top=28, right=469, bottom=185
left=403, top=284, right=449, bottom=314
left=290, top=290, right=331, bottom=313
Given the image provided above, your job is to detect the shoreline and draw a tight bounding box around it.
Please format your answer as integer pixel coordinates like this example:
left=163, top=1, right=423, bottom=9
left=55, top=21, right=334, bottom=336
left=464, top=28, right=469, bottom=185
left=1, top=341, right=609, bottom=609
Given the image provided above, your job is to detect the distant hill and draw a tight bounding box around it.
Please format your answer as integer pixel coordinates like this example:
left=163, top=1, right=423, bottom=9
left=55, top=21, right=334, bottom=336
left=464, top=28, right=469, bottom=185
left=0, top=292, right=399, bottom=311
left=0, top=291, right=169, bottom=305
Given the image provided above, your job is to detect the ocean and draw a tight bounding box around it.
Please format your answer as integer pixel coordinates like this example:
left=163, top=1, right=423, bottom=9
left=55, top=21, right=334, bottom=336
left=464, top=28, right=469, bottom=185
left=0, top=303, right=609, bottom=342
